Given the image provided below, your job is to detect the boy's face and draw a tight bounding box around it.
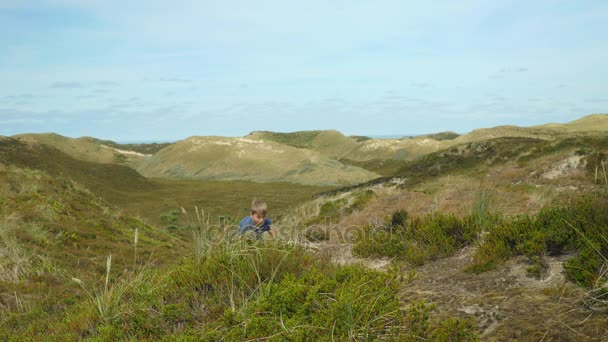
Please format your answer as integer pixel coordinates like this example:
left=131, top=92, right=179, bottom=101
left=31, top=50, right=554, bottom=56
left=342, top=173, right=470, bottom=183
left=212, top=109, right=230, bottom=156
left=251, top=212, right=266, bottom=225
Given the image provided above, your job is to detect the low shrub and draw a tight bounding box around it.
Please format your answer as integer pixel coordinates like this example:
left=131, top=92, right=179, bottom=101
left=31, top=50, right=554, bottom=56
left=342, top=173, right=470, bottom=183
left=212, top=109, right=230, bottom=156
left=469, top=196, right=608, bottom=287
left=1, top=239, right=480, bottom=340
left=353, top=210, right=481, bottom=265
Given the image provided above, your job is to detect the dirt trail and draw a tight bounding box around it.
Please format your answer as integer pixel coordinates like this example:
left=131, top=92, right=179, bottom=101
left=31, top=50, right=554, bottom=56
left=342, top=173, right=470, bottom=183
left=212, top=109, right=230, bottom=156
left=309, top=242, right=607, bottom=341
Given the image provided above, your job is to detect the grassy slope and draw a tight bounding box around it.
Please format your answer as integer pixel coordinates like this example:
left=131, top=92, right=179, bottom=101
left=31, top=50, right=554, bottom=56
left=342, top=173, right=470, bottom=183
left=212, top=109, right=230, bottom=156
left=0, top=137, right=157, bottom=198
left=535, top=113, right=608, bottom=131
left=330, top=134, right=608, bottom=194
left=136, top=136, right=379, bottom=186
left=12, top=133, right=144, bottom=166
left=246, top=130, right=326, bottom=148
left=338, top=158, right=405, bottom=177
left=82, top=137, right=173, bottom=155
left=0, top=166, right=182, bottom=315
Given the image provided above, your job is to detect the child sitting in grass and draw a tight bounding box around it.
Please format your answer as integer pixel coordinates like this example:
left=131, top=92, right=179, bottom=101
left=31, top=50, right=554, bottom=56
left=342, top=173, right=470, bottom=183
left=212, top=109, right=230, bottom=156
left=238, top=199, right=274, bottom=239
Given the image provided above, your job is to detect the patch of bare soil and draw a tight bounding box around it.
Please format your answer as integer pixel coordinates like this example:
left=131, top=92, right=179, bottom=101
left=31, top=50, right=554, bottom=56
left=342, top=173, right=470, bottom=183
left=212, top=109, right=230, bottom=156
left=399, top=247, right=608, bottom=341
left=304, top=241, right=392, bottom=270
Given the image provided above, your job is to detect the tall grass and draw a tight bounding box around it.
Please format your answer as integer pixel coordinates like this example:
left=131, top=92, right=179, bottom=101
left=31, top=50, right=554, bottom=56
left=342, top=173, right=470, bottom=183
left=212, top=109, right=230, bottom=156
left=471, top=182, right=497, bottom=229
left=567, top=221, right=608, bottom=312
left=0, top=212, right=50, bottom=283
left=601, top=160, right=608, bottom=195
left=71, top=255, right=129, bottom=323
left=70, top=228, right=152, bottom=323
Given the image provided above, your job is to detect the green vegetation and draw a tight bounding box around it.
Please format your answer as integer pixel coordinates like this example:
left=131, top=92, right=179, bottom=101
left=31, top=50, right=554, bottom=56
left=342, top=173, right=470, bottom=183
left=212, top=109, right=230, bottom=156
left=320, top=133, right=608, bottom=198
left=349, top=135, right=372, bottom=142
left=1, top=236, right=478, bottom=340
left=317, top=137, right=548, bottom=197
left=4, top=116, right=608, bottom=339
left=393, top=137, right=543, bottom=181
left=0, top=138, right=157, bottom=196
left=417, top=131, right=461, bottom=141
left=11, top=133, right=145, bottom=166
left=0, top=166, right=181, bottom=328
left=249, top=130, right=324, bottom=149
left=469, top=195, right=608, bottom=287
left=116, top=178, right=332, bottom=227
left=353, top=193, right=608, bottom=290
left=517, top=134, right=608, bottom=163
left=353, top=210, right=482, bottom=264
left=535, top=113, right=608, bottom=132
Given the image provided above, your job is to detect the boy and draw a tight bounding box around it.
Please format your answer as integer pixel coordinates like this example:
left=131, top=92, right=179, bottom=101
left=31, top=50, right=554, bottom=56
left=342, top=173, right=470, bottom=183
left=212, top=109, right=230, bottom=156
left=238, top=199, right=274, bottom=239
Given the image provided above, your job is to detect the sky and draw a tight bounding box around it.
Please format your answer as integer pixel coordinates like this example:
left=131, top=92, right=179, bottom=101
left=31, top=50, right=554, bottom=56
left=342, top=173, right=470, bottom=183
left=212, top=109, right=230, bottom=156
left=1, top=0, right=607, bottom=141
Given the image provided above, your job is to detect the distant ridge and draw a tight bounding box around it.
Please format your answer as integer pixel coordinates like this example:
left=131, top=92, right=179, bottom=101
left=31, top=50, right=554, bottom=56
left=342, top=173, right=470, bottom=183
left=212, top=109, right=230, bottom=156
left=12, top=133, right=147, bottom=166
left=6, top=113, right=606, bottom=186
left=534, top=113, right=608, bottom=132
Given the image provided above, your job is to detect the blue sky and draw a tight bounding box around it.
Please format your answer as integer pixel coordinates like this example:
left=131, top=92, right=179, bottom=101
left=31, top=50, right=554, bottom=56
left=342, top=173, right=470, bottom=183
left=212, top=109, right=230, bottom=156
left=1, top=0, right=606, bottom=141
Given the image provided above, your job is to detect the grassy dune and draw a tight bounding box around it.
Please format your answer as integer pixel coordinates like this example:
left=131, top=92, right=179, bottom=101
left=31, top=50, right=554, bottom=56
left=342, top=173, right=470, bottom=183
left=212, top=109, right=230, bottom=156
left=136, top=136, right=379, bottom=186
left=0, top=166, right=183, bottom=320
left=0, top=137, right=157, bottom=196
left=12, top=133, right=145, bottom=166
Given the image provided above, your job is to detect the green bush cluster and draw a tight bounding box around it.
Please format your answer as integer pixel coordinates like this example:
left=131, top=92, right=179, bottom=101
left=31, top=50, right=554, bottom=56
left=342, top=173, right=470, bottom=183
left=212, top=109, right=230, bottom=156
left=353, top=195, right=608, bottom=288
left=353, top=210, right=482, bottom=264
left=1, top=239, right=479, bottom=340
left=160, top=209, right=180, bottom=224
left=469, top=196, right=608, bottom=286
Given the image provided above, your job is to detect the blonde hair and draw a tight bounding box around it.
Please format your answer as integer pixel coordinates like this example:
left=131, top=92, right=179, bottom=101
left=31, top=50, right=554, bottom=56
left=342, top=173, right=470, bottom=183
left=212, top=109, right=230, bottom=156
left=251, top=198, right=268, bottom=216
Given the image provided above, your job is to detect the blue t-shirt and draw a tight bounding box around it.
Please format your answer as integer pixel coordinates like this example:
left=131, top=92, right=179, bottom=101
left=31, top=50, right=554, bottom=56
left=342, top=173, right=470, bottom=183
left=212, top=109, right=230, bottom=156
left=238, top=216, right=271, bottom=236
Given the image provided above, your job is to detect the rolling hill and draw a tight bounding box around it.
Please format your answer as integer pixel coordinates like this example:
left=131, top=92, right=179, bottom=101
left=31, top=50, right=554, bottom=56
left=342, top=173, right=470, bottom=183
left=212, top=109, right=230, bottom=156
left=247, top=129, right=443, bottom=161
left=246, top=115, right=608, bottom=163
left=535, top=113, right=608, bottom=132
left=10, top=114, right=608, bottom=187
left=12, top=133, right=149, bottom=167
left=0, top=136, right=157, bottom=197
left=136, top=136, right=379, bottom=186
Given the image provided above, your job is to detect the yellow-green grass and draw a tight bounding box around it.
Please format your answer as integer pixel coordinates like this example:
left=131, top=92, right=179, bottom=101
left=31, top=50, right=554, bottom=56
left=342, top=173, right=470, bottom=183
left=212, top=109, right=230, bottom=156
left=135, top=135, right=379, bottom=186
left=1, top=237, right=479, bottom=340
left=107, top=178, right=334, bottom=228
left=12, top=133, right=144, bottom=166
left=82, top=137, right=173, bottom=155
left=535, top=113, right=608, bottom=132
left=0, top=166, right=184, bottom=318
left=0, top=137, right=156, bottom=196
